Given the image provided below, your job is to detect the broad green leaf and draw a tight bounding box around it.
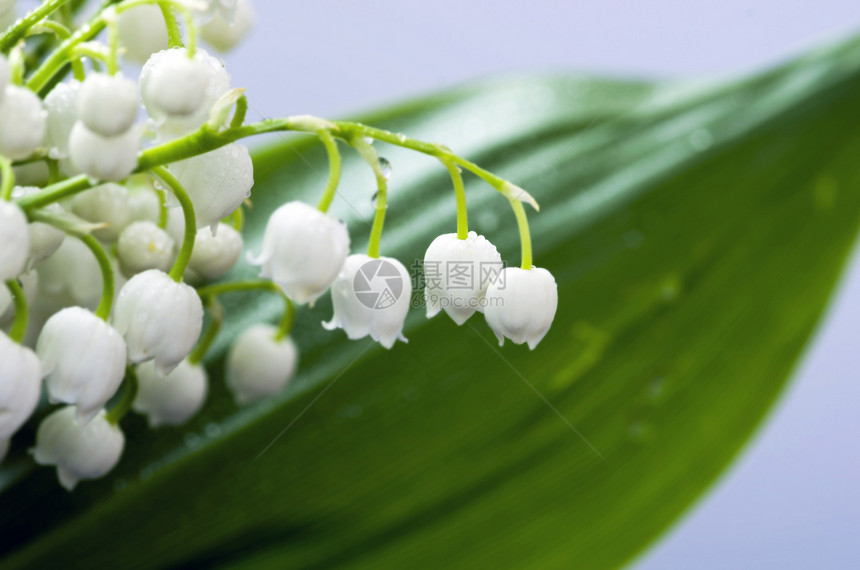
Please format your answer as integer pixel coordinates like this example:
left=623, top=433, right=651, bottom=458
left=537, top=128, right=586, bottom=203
left=3, top=35, right=860, bottom=569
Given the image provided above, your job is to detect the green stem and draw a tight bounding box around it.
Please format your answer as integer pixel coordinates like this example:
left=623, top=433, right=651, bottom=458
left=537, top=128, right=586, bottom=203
left=158, top=1, right=183, bottom=48
left=179, top=8, right=196, bottom=57
left=196, top=281, right=295, bottom=339
left=316, top=130, right=342, bottom=213
left=79, top=234, right=115, bottom=319
left=0, top=155, right=14, bottom=200
left=4, top=279, right=29, bottom=343
left=25, top=1, right=112, bottom=94
left=106, top=18, right=119, bottom=75
left=71, top=44, right=110, bottom=66
left=187, top=310, right=221, bottom=365
left=510, top=199, right=533, bottom=270
left=443, top=159, right=469, bottom=239
left=0, top=0, right=72, bottom=52
left=106, top=365, right=138, bottom=425
left=156, top=185, right=168, bottom=229
left=151, top=166, right=195, bottom=282
left=18, top=117, right=533, bottom=222
left=351, top=137, right=387, bottom=258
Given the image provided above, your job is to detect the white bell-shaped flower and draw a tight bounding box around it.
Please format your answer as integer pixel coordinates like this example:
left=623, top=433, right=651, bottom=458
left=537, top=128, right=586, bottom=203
left=226, top=324, right=297, bottom=404
left=168, top=143, right=253, bottom=230
left=33, top=407, right=124, bottom=491
left=200, top=0, right=254, bottom=52
left=0, top=331, right=41, bottom=439
left=0, top=85, right=46, bottom=160
left=140, top=48, right=208, bottom=119
left=11, top=187, right=65, bottom=271
left=36, top=238, right=104, bottom=309
left=0, top=200, right=30, bottom=281
left=68, top=121, right=142, bottom=182
left=483, top=267, right=558, bottom=349
left=188, top=222, right=242, bottom=279
left=116, top=221, right=175, bottom=277
left=141, top=48, right=230, bottom=134
left=113, top=269, right=203, bottom=375
left=70, top=183, right=133, bottom=242
left=117, top=5, right=168, bottom=64
left=36, top=307, right=128, bottom=423
left=423, top=231, right=502, bottom=325
left=0, top=270, right=37, bottom=327
left=76, top=73, right=138, bottom=137
left=323, top=254, right=411, bottom=348
left=133, top=359, right=208, bottom=427
left=43, top=81, right=79, bottom=165
left=250, top=201, right=349, bottom=305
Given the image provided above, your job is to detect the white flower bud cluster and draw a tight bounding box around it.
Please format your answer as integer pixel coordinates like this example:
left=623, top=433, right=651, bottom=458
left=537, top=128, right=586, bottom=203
left=0, top=0, right=558, bottom=497
left=0, top=6, right=255, bottom=490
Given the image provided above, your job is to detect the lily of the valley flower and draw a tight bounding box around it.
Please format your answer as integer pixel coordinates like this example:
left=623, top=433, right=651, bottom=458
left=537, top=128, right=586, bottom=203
left=76, top=73, right=139, bottom=137
left=12, top=187, right=65, bottom=270
left=0, top=331, right=41, bottom=439
left=251, top=200, right=350, bottom=305
left=36, top=307, right=128, bottom=423
left=200, top=0, right=255, bottom=52
left=70, top=183, right=133, bottom=242
left=226, top=324, right=297, bottom=404
left=116, top=221, right=175, bottom=276
left=168, top=143, right=253, bottom=230
left=134, top=359, right=208, bottom=427
left=483, top=267, right=558, bottom=349
left=0, top=200, right=30, bottom=281
left=33, top=407, right=124, bottom=491
left=113, top=269, right=204, bottom=375
left=423, top=231, right=502, bottom=325
left=69, top=121, right=142, bottom=182
left=323, top=254, right=411, bottom=349
left=188, top=222, right=243, bottom=279
left=0, top=85, right=46, bottom=160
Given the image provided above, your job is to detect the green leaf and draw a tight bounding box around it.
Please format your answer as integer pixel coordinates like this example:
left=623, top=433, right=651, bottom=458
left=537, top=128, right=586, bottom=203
left=4, top=36, right=860, bottom=569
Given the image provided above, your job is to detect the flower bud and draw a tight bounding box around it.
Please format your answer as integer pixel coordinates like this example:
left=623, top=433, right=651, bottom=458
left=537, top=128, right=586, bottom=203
left=117, top=5, right=168, bottom=64
left=0, top=200, right=29, bottom=281
left=168, top=143, right=253, bottom=230
left=11, top=187, right=65, bottom=271
left=0, top=85, right=46, bottom=160
left=200, top=0, right=254, bottom=52
left=323, top=254, right=411, bottom=348
left=188, top=222, right=242, bottom=279
left=44, top=81, right=78, bottom=160
left=37, top=238, right=104, bottom=309
left=133, top=359, right=208, bottom=427
left=36, top=307, right=128, bottom=423
left=33, top=407, right=124, bottom=491
left=76, top=73, right=138, bottom=137
left=226, top=324, right=297, bottom=404
left=423, top=231, right=502, bottom=325
left=69, top=121, right=142, bottom=182
left=116, top=221, right=175, bottom=276
left=483, top=267, right=558, bottom=349
left=0, top=331, right=41, bottom=439
left=113, top=269, right=203, bottom=375
left=250, top=201, right=349, bottom=305
left=140, top=48, right=208, bottom=119
left=71, top=183, right=133, bottom=242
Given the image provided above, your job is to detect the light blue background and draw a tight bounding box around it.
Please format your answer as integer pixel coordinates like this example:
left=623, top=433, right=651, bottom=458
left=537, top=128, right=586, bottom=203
left=222, top=2, right=860, bottom=567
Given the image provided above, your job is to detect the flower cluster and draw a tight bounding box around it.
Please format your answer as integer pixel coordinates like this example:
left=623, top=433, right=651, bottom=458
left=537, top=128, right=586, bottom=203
left=0, top=0, right=556, bottom=491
